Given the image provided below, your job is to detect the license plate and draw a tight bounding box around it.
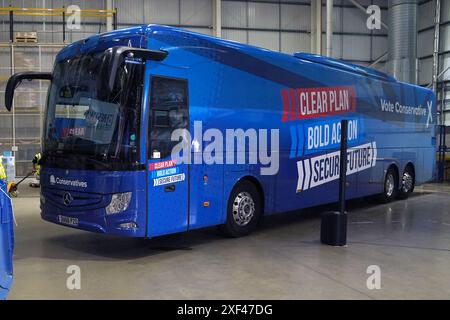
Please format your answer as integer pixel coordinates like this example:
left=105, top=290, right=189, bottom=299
left=57, top=215, right=79, bottom=226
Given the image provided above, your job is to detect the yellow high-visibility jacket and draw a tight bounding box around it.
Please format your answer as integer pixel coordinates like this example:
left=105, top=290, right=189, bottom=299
left=32, top=153, right=42, bottom=175
left=0, top=160, right=6, bottom=181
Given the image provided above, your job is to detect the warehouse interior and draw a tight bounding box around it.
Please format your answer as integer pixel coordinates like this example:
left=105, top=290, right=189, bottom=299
left=0, top=0, right=450, bottom=300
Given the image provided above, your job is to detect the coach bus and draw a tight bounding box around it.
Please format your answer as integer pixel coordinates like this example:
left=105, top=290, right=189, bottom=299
left=4, top=25, right=436, bottom=238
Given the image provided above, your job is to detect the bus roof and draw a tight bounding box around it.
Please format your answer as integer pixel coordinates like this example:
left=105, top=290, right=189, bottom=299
left=57, top=24, right=429, bottom=92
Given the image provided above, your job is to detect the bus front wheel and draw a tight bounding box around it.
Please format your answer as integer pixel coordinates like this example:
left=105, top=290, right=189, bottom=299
left=221, top=180, right=262, bottom=237
left=397, top=165, right=415, bottom=199
left=378, top=167, right=398, bottom=203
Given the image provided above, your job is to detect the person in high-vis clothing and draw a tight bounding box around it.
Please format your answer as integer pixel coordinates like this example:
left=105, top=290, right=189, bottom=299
left=0, top=160, right=6, bottom=183
left=29, top=152, right=41, bottom=188
left=0, top=178, right=14, bottom=299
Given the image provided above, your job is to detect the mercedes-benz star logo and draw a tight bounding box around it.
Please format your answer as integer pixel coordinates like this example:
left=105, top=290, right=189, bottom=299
left=63, top=192, right=73, bottom=206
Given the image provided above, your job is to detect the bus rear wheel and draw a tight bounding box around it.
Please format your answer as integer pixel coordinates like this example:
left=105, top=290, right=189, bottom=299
left=221, top=180, right=262, bottom=237
left=397, top=165, right=415, bottom=199
left=378, top=167, right=398, bottom=203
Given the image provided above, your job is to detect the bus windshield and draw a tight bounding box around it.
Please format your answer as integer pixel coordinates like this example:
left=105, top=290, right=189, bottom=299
left=43, top=51, right=144, bottom=170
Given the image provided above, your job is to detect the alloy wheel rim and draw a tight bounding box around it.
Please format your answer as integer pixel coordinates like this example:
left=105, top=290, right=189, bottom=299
left=386, top=173, right=395, bottom=197
left=402, top=172, right=413, bottom=193
left=232, top=192, right=255, bottom=227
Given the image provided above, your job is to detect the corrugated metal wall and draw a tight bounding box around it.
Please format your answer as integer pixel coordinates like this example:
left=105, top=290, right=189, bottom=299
left=418, top=0, right=450, bottom=86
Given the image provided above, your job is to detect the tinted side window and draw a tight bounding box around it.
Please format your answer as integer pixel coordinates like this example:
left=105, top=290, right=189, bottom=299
left=148, top=77, right=188, bottom=159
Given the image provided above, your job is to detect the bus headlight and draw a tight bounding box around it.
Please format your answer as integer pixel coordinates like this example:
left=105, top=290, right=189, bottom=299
left=106, top=192, right=132, bottom=215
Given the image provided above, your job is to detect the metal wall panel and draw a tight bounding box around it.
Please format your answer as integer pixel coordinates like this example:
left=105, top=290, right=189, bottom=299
left=441, top=53, right=450, bottom=81
left=372, top=35, right=387, bottom=60
left=343, top=35, right=371, bottom=61
left=418, top=28, right=434, bottom=58
left=321, top=4, right=342, bottom=33
left=248, top=30, right=279, bottom=51
left=441, top=0, right=450, bottom=23
left=419, top=56, right=433, bottom=85
left=440, top=24, right=450, bottom=52
left=222, top=28, right=247, bottom=43
left=181, top=0, right=212, bottom=26
left=280, top=4, right=310, bottom=31
left=343, top=7, right=370, bottom=34
left=280, top=32, right=310, bottom=54
left=222, top=1, right=247, bottom=28
left=248, top=2, right=279, bottom=30
left=418, top=0, right=435, bottom=30
left=117, top=0, right=144, bottom=25
left=145, top=0, right=180, bottom=25
left=321, top=34, right=343, bottom=59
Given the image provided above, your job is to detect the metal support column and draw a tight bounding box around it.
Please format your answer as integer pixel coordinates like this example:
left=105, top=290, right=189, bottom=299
left=432, top=0, right=441, bottom=93
left=106, top=0, right=114, bottom=32
left=326, top=0, right=333, bottom=57
left=212, top=0, right=222, bottom=38
left=311, top=0, right=322, bottom=55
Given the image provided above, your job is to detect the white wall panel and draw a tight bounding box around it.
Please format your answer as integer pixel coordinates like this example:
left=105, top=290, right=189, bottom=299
left=117, top=0, right=144, bottom=25
left=343, top=7, right=370, bottom=34
left=440, top=24, right=450, bottom=52
left=248, top=2, right=279, bottom=30
left=222, top=1, right=247, bottom=28
left=441, top=53, right=450, bottom=81
left=441, top=0, right=450, bottom=23
left=145, top=0, right=180, bottom=25
left=280, top=32, right=310, bottom=54
left=321, top=34, right=343, bottom=59
left=343, top=35, right=371, bottom=61
left=418, top=29, right=434, bottom=58
left=372, top=36, right=387, bottom=60
left=321, top=4, right=342, bottom=33
left=248, top=30, right=279, bottom=51
left=222, top=29, right=247, bottom=43
left=419, top=56, right=433, bottom=86
left=181, top=0, right=212, bottom=26
left=280, top=4, right=310, bottom=31
left=418, top=0, right=435, bottom=30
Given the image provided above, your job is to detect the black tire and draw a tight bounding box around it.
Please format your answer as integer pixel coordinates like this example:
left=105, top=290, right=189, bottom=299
left=378, top=167, right=398, bottom=203
left=221, top=180, right=262, bottom=237
left=397, top=165, right=415, bottom=200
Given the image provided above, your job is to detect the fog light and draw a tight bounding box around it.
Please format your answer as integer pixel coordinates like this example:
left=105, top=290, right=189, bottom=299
left=119, top=222, right=137, bottom=230
left=106, top=192, right=132, bottom=215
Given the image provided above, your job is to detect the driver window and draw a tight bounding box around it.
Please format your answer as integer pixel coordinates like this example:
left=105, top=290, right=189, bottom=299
left=148, top=76, right=188, bottom=159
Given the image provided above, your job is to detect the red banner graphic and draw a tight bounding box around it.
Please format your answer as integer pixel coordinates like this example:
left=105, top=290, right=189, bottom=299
left=149, top=160, right=177, bottom=171
left=281, top=86, right=356, bottom=122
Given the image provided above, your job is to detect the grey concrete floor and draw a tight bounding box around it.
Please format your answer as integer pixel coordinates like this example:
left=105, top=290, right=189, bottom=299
left=7, top=180, right=450, bottom=299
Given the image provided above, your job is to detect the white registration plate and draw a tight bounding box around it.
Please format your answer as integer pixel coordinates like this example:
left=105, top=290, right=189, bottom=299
left=57, top=215, right=79, bottom=226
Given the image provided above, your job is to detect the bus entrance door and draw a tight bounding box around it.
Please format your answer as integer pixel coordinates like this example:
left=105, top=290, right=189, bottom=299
left=146, top=76, right=190, bottom=237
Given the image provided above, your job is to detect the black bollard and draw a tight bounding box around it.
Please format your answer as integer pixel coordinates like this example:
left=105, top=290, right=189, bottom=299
left=321, top=119, right=348, bottom=246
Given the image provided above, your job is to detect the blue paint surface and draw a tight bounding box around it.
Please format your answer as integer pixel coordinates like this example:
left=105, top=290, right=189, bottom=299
left=0, top=180, right=14, bottom=299
left=41, top=25, right=436, bottom=238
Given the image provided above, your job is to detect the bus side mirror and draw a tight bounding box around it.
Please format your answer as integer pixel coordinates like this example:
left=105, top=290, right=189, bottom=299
left=107, top=46, right=168, bottom=92
left=4, top=72, right=52, bottom=111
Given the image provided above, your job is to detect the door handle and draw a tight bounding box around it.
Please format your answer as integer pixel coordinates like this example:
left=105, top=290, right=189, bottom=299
left=164, top=185, right=175, bottom=192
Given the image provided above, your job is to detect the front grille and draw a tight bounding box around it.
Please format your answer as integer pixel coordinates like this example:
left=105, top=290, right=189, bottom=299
left=42, top=187, right=109, bottom=211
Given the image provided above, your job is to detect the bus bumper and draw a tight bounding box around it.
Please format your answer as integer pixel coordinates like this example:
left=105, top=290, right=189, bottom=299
left=41, top=198, right=147, bottom=237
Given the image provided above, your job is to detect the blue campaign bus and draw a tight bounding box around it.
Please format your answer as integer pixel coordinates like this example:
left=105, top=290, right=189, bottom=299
left=0, top=180, right=14, bottom=299
left=5, top=25, right=436, bottom=238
